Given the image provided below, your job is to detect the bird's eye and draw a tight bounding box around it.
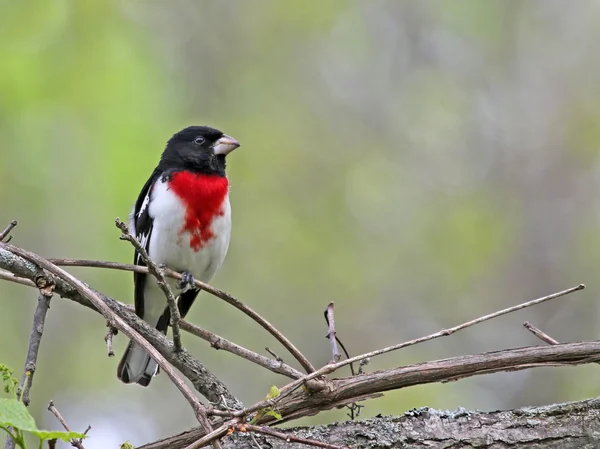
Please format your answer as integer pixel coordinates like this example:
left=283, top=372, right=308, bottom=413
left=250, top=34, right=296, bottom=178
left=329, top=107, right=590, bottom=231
left=194, top=136, right=205, bottom=145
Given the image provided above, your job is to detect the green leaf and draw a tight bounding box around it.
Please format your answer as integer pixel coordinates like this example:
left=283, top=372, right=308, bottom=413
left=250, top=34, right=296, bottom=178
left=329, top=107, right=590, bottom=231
left=0, top=365, right=18, bottom=397
left=31, top=430, right=85, bottom=442
left=266, top=385, right=280, bottom=400
left=120, top=442, right=134, bottom=449
left=0, top=398, right=37, bottom=432
left=265, top=409, right=282, bottom=421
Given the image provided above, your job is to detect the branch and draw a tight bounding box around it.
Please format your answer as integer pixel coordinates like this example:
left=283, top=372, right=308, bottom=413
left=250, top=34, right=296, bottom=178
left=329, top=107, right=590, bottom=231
left=236, top=284, right=586, bottom=418
left=323, top=302, right=340, bottom=363
left=178, top=320, right=303, bottom=379
left=0, top=220, right=17, bottom=242
left=4, top=291, right=52, bottom=449
left=47, top=401, right=89, bottom=449
left=523, top=321, right=560, bottom=345
left=141, top=339, right=600, bottom=448
left=0, top=268, right=304, bottom=381
left=143, top=397, right=600, bottom=448
left=46, top=257, right=316, bottom=374
left=115, top=218, right=183, bottom=353
left=0, top=243, right=243, bottom=411
left=241, top=424, right=348, bottom=449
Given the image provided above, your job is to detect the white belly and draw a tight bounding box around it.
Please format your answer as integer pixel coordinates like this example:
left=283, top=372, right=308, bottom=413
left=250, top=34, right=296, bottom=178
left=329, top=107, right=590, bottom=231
left=142, top=180, right=231, bottom=325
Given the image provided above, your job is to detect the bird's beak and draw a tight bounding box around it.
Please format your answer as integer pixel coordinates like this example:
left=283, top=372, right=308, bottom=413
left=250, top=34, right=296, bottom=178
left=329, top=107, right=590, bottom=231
left=213, top=134, right=240, bottom=155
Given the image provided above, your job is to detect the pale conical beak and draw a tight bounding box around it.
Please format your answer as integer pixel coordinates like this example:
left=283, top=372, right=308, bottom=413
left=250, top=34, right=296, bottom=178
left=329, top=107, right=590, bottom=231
left=213, top=134, right=240, bottom=155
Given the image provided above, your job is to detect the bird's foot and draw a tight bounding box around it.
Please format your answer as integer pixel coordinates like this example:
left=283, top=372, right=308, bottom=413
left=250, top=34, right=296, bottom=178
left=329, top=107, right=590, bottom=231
left=177, top=271, right=196, bottom=291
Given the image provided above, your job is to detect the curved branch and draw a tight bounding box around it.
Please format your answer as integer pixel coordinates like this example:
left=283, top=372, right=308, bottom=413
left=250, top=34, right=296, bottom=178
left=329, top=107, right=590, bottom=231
left=47, top=257, right=316, bottom=374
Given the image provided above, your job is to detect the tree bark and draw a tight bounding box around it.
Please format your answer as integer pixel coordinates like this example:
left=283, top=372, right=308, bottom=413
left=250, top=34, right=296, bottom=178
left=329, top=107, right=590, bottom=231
left=141, top=397, right=600, bottom=448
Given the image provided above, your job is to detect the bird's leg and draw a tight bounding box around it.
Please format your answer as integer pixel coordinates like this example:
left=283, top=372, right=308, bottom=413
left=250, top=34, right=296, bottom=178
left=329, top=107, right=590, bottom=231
left=177, top=271, right=196, bottom=291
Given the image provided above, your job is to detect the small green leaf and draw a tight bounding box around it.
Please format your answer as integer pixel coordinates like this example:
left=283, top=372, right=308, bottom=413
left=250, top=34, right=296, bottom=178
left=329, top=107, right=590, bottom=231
left=0, top=398, right=37, bottom=432
left=31, top=430, right=86, bottom=442
left=265, top=409, right=282, bottom=421
left=0, top=365, right=18, bottom=397
left=120, top=442, right=135, bottom=449
left=266, top=385, right=280, bottom=400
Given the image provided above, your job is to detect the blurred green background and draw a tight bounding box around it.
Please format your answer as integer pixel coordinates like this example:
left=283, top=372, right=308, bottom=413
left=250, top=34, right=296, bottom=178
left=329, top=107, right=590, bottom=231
left=1, top=0, right=600, bottom=447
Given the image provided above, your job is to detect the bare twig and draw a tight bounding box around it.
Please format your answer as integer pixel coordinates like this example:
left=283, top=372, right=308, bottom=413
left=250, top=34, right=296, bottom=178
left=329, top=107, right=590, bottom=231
left=18, top=292, right=52, bottom=406
left=324, top=302, right=340, bottom=363
left=241, top=424, right=349, bottom=449
left=115, top=218, right=183, bottom=353
left=0, top=220, right=17, bottom=242
left=0, top=270, right=35, bottom=288
left=179, top=320, right=303, bottom=379
left=265, top=348, right=282, bottom=362
left=47, top=401, right=88, bottom=449
left=238, top=284, right=586, bottom=417
left=104, top=321, right=118, bottom=357
left=523, top=321, right=560, bottom=345
left=183, top=422, right=233, bottom=449
left=4, top=290, right=52, bottom=449
left=48, top=256, right=316, bottom=374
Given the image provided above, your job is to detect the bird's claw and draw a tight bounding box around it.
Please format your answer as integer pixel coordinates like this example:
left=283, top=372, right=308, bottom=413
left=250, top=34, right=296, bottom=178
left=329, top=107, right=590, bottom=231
left=177, top=271, right=195, bottom=291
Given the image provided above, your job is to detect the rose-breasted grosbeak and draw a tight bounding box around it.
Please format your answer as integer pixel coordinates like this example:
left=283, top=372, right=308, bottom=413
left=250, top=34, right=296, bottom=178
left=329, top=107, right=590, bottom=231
left=117, top=125, right=240, bottom=386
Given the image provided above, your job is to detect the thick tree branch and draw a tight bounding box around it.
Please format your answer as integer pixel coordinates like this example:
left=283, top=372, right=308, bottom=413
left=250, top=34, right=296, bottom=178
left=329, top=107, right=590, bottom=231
left=145, top=398, right=600, bottom=449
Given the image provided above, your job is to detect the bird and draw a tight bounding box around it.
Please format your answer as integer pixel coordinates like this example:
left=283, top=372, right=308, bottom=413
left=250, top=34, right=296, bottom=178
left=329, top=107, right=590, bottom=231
left=117, top=125, right=240, bottom=386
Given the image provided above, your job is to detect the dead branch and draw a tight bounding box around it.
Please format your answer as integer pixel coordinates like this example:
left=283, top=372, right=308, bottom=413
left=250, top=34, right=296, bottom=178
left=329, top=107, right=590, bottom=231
left=46, top=256, right=316, bottom=374
left=241, top=424, right=349, bottom=449
left=116, top=218, right=184, bottom=353
left=47, top=401, right=89, bottom=449
left=324, top=302, right=340, bottom=364
left=523, top=321, right=560, bottom=345
left=235, top=284, right=585, bottom=418
left=0, top=220, right=17, bottom=242
left=179, top=320, right=303, bottom=379
left=4, top=291, right=52, bottom=449
left=142, top=397, right=600, bottom=449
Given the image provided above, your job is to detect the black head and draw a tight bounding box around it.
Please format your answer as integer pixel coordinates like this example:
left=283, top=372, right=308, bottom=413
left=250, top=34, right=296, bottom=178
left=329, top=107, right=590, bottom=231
left=158, top=126, right=240, bottom=176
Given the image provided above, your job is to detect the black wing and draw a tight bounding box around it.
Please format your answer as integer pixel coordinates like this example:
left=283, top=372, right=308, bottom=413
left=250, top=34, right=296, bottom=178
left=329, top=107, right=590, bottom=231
left=132, top=168, right=161, bottom=321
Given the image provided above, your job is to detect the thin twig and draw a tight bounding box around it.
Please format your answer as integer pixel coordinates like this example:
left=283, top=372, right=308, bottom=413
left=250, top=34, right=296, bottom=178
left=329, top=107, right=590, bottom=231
left=523, top=321, right=560, bottom=345
left=48, top=256, right=316, bottom=374
left=47, top=401, right=87, bottom=449
left=2, top=243, right=215, bottom=439
left=237, top=284, right=586, bottom=417
left=265, top=348, right=282, bottom=362
left=241, top=424, right=349, bottom=449
left=116, top=218, right=183, bottom=353
left=183, top=422, right=233, bottom=449
left=4, top=290, right=52, bottom=449
left=0, top=221, right=17, bottom=242
left=104, top=321, right=118, bottom=357
left=19, top=292, right=52, bottom=405
left=324, top=302, right=340, bottom=363
left=0, top=270, right=36, bottom=288
left=179, top=320, right=303, bottom=379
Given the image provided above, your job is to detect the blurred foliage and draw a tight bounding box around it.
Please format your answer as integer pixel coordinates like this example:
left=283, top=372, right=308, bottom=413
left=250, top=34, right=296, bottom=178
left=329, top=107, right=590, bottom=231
left=1, top=1, right=600, bottom=447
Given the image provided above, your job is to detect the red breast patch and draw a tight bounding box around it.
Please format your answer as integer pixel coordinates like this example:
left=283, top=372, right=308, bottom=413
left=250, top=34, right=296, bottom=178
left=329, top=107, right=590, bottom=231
left=167, top=171, right=229, bottom=251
